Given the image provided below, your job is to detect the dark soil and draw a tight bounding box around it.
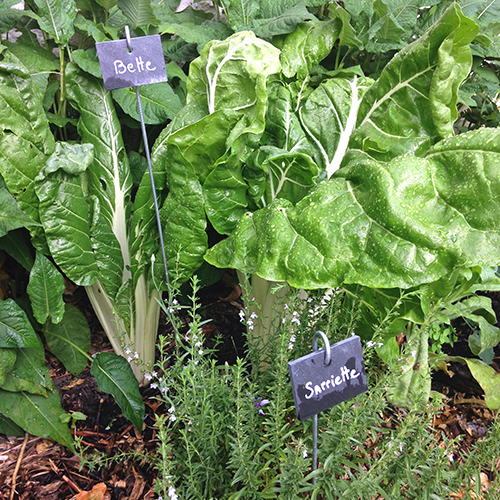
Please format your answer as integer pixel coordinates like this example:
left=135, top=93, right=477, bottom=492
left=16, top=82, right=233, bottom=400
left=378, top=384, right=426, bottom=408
left=0, top=280, right=498, bottom=499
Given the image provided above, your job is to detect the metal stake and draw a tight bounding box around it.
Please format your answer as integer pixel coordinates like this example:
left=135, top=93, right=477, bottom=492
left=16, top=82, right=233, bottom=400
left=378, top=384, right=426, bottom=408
left=311, top=331, right=331, bottom=485
left=124, top=26, right=170, bottom=296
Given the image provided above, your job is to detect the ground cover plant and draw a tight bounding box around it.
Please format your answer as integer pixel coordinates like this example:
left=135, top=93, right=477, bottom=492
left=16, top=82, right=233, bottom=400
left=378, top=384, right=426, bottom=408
left=0, top=0, right=500, bottom=496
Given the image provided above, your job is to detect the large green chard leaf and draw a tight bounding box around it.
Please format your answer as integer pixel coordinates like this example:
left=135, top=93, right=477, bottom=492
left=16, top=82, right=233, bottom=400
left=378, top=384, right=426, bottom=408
left=280, top=19, right=339, bottom=79
left=35, top=144, right=99, bottom=287
left=299, top=76, right=373, bottom=177
left=151, top=32, right=281, bottom=283
left=206, top=127, right=500, bottom=289
left=0, top=187, right=38, bottom=237
left=32, top=0, right=77, bottom=46
left=91, top=352, right=144, bottom=429
left=187, top=31, right=281, bottom=122
left=65, top=64, right=131, bottom=298
left=0, top=54, right=55, bottom=238
left=0, top=299, right=42, bottom=349
left=351, top=3, right=478, bottom=161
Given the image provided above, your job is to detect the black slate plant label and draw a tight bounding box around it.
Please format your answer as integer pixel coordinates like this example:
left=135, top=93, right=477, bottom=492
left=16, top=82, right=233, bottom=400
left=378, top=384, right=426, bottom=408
left=96, top=35, right=168, bottom=90
left=288, top=335, right=367, bottom=421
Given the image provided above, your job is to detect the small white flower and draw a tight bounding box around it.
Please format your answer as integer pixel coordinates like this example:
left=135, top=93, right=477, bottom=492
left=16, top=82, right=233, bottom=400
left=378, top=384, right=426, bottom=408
left=125, top=348, right=132, bottom=355
left=239, top=310, right=245, bottom=322
left=198, top=349, right=204, bottom=356
left=172, top=299, right=179, bottom=306
left=161, top=386, right=169, bottom=394
left=250, top=311, right=258, bottom=320
left=152, top=371, right=158, bottom=377
left=448, top=453, right=455, bottom=463
left=399, top=443, right=404, bottom=453
left=195, top=341, right=202, bottom=348
left=127, top=356, right=133, bottom=363
left=284, top=303, right=289, bottom=310
left=134, top=352, right=140, bottom=359
left=145, top=373, right=152, bottom=381
left=150, top=383, right=158, bottom=389
left=411, top=350, right=417, bottom=357
left=168, top=486, right=178, bottom=500
left=302, top=449, right=308, bottom=458
left=169, top=414, right=176, bottom=422
left=282, top=317, right=287, bottom=324
left=366, top=340, right=376, bottom=348
left=168, top=405, right=175, bottom=413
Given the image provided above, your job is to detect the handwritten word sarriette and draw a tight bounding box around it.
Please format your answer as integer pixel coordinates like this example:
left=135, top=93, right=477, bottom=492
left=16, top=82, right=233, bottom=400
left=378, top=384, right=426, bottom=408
left=304, top=365, right=360, bottom=399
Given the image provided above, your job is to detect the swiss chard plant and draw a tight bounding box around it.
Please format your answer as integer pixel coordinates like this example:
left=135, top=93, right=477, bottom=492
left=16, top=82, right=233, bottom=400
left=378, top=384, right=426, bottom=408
left=150, top=3, right=500, bottom=408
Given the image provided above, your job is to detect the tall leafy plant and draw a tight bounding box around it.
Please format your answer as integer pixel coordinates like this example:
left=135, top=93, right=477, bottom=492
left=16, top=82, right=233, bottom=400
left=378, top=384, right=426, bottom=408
left=151, top=4, right=500, bottom=407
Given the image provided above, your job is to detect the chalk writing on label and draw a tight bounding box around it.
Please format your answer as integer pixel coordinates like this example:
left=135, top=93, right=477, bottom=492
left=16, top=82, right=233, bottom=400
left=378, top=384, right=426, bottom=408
left=288, top=335, right=368, bottom=421
left=304, top=365, right=361, bottom=399
left=114, top=57, right=157, bottom=75
left=96, top=34, right=168, bottom=91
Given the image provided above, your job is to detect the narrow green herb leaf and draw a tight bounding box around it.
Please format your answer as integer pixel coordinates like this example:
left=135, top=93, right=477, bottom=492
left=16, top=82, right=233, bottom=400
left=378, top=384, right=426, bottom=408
left=90, top=352, right=144, bottom=430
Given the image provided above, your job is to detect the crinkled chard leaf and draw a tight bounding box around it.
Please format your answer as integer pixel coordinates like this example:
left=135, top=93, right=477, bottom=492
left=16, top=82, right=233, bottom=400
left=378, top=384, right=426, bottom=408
left=65, top=64, right=130, bottom=298
left=206, top=128, right=500, bottom=289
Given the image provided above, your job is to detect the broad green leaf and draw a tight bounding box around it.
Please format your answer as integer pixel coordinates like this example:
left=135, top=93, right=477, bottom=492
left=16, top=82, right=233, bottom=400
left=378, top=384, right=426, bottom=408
left=281, top=19, right=339, bottom=79
left=1, top=373, right=48, bottom=396
left=205, top=128, right=500, bottom=289
left=251, top=4, right=316, bottom=40
left=35, top=168, right=99, bottom=287
left=2, top=37, right=59, bottom=76
left=352, top=3, right=478, bottom=161
left=0, top=348, right=16, bottom=385
left=0, top=8, right=25, bottom=35
left=0, top=413, right=24, bottom=437
left=0, top=55, right=55, bottom=228
left=32, top=0, right=77, bottom=46
left=0, top=229, right=35, bottom=271
left=187, top=31, right=281, bottom=121
left=299, top=77, right=373, bottom=177
left=90, top=352, right=144, bottom=429
left=158, top=21, right=234, bottom=52
left=245, top=146, right=318, bottom=207
left=0, top=187, right=38, bottom=237
left=71, top=49, right=103, bottom=78
left=446, top=356, right=500, bottom=410
left=0, top=388, right=74, bottom=450
left=112, top=82, right=182, bottom=124
left=66, top=65, right=130, bottom=298
left=0, top=299, right=42, bottom=349
left=43, top=304, right=90, bottom=376
left=203, top=139, right=249, bottom=235
left=117, top=0, right=158, bottom=27
left=10, top=347, right=51, bottom=389
left=42, top=142, right=94, bottom=176
left=27, top=252, right=65, bottom=324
